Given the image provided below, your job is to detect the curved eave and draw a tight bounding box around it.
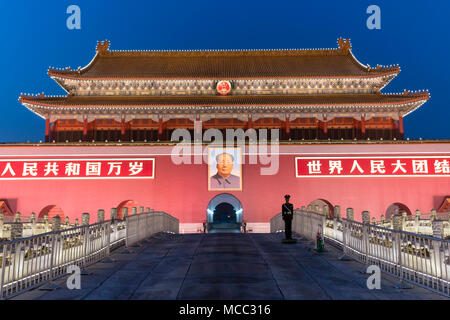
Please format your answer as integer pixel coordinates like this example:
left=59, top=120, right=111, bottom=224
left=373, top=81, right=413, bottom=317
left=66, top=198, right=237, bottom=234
left=47, top=69, right=400, bottom=81
left=20, top=96, right=429, bottom=118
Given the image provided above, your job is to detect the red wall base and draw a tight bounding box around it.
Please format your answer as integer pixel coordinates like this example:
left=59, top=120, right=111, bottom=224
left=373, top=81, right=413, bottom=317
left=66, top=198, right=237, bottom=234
left=0, top=143, right=448, bottom=224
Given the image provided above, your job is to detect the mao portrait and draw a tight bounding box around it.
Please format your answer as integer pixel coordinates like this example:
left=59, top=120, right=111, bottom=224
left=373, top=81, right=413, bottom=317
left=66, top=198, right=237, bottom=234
left=208, top=148, right=242, bottom=191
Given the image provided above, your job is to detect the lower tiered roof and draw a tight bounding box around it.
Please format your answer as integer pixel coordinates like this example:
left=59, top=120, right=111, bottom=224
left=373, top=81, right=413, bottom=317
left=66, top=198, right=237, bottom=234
left=20, top=92, right=429, bottom=118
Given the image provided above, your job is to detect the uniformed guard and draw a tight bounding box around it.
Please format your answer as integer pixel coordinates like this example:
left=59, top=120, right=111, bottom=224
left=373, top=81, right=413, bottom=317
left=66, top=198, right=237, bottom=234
left=282, top=194, right=294, bottom=240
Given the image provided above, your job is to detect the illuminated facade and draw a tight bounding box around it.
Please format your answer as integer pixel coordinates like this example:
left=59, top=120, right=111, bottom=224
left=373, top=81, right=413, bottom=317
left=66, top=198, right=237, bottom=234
left=20, top=38, right=429, bottom=143
left=2, top=39, right=446, bottom=233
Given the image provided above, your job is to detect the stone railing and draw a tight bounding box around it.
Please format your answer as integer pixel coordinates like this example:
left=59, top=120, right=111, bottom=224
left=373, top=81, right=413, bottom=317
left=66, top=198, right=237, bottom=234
left=270, top=207, right=450, bottom=297
left=372, top=209, right=449, bottom=238
left=0, top=210, right=178, bottom=299
left=125, top=211, right=179, bottom=246
left=283, top=204, right=449, bottom=239
left=0, top=206, right=162, bottom=241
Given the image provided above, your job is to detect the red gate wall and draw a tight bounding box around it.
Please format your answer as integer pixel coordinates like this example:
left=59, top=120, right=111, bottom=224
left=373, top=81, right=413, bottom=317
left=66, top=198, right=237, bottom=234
left=0, top=143, right=448, bottom=230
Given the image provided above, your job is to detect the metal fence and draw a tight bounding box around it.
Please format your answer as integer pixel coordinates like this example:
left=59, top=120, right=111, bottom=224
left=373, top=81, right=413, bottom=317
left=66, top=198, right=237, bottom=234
left=270, top=209, right=450, bottom=297
left=0, top=211, right=178, bottom=299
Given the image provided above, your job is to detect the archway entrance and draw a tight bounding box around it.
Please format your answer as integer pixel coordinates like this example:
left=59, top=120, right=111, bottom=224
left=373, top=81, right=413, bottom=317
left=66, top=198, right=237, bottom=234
left=385, top=202, right=412, bottom=220
left=307, top=199, right=334, bottom=218
left=207, top=193, right=242, bottom=233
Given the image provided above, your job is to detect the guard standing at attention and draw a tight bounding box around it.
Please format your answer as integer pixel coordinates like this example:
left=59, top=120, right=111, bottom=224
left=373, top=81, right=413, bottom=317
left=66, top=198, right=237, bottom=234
left=282, top=194, right=294, bottom=240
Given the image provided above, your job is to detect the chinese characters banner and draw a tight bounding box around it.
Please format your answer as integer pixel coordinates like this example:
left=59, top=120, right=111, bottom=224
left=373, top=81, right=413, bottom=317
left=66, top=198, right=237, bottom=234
left=0, top=158, right=155, bottom=180
left=296, top=156, right=450, bottom=177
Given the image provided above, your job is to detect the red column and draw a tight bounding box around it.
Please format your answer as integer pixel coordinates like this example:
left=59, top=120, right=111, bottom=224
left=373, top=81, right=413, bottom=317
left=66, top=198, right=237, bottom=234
left=158, top=118, right=163, bottom=137
left=361, top=115, right=366, bottom=139
left=323, top=116, right=328, bottom=137
left=399, top=116, right=404, bottom=139
left=391, top=118, right=396, bottom=140
left=248, top=116, right=253, bottom=129
left=195, top=115, right=201, bottom=135
left=44, top=118, right=50, bottom=143
left=121, top=117, right=125, bottom=140
left=285, top=116, right=290, bottom=135
left=53, top=120, right=58, bottom=142
left=315, top=118, right=319, bottom=139
left=83, top=118, right=88, bottom=140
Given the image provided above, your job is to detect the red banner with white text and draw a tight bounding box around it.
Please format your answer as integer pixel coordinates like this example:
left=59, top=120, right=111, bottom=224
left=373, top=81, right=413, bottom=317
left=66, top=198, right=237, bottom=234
left=0, top=158, right=155, bottom=180
left=296, top=156, right=450, bottom=177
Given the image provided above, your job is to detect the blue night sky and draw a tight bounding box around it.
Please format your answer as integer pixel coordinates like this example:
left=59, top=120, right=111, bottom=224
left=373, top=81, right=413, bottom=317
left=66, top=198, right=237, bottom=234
left=0, top=0, right=448, bottom=142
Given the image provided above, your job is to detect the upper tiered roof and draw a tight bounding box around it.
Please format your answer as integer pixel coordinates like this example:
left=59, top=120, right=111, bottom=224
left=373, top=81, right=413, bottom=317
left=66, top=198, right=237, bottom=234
left=20, top=38, right=429, bottom=121
left=47, top=38, right=400, bottom=80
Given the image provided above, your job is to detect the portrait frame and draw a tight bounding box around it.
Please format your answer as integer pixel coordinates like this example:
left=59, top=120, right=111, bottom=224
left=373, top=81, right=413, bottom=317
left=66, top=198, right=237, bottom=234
left=208, top=147, right=242, bottom=191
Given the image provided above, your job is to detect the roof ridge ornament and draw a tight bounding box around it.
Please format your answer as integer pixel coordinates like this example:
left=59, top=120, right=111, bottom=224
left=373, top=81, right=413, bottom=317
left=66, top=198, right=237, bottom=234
left=337, top=38, right=352, bottom=51
left=96, top=40, right=110, bottom=54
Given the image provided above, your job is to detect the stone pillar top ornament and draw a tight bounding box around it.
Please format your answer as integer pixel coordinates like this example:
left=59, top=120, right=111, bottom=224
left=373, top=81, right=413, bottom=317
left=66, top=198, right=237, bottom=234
left=432, top=219, right=444, bottom=238
left=81, top=212, right=90, bottom=226
left=392, top=214, right=403, bottom=231
left=362, top=211, right=370, bottom=224
left=346, top=208, right=354, bottom=220
left=52, top=215, right=61, bottom=231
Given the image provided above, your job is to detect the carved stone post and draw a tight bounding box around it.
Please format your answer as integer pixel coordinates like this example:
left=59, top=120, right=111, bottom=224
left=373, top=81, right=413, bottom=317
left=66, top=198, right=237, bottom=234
left=334, top=205, right=340, bottom=220
left=44, top=213, right=49, bottom=232
left=362, top=211, right=370, bottom=224
left=30, top=212, right=36, bottom=235
left=97, top=209, right=105, bottom=223
left=431, top=209, right=437, bottom=221
left=52, top=215, right=61, bottom=231
left=307, top=204, right=313, bottom=211
left=14, top=212, right=21, bottom=222
left=10, top=222, right=23, bottom=240
left=0, top=212, right=4, bottom=239
left=122, top=207, right=128, bottom=219
left=323, top=205, right=330, bottom=218
left=346, top=208, right=354, bottom=221
left=75, top=218, right=79, bottom=226
left=432, top=219, right=444, bottom=239
left=131, top=207, right=137, bottom=216
left=400, top=210, right=407, bottom=230
left=139, top=206, right=144, bottom=214
left=110, top=208, right=117, bottom=220
left=415, top=209, right=421, bottom=233
left=392, top=214, right=403, bottom=231
left=81, top=212, right=90, bottom=226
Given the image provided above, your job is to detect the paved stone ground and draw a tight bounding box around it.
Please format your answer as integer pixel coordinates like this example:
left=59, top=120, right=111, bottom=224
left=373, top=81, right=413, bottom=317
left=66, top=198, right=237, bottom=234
left=12, top=232, right=448, bottom=300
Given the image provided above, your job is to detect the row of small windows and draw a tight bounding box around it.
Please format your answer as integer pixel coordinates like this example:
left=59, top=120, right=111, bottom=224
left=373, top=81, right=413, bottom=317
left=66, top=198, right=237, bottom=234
left=77, top=80, right=371, bottom=91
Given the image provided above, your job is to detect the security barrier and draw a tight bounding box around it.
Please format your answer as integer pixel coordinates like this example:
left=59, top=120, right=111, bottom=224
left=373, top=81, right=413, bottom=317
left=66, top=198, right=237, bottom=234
left=270, top=208, right=450, bottom=297
left=0, top=210, right=178, bottom=299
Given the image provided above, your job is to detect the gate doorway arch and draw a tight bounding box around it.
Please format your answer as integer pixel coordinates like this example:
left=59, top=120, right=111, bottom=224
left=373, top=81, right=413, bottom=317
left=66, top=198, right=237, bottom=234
left=307, top=199, right=334, bottom=218
left=207, top=193, right=243, bottom=232
left=385, top=202, right=412, bottom=220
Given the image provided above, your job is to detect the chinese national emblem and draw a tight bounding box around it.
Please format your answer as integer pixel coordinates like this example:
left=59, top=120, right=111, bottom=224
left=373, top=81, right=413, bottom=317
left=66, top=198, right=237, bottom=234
left=216, top=80, right=231, bottom=95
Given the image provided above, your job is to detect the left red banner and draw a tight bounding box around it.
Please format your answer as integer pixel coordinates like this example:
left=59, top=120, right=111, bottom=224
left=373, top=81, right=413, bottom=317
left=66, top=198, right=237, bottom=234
left=0, top=158, right=155, bottom=180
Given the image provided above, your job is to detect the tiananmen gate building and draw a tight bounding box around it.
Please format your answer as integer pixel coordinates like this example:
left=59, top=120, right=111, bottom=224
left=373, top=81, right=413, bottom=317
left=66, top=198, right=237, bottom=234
left=0, top=38, right=447, bottom=232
